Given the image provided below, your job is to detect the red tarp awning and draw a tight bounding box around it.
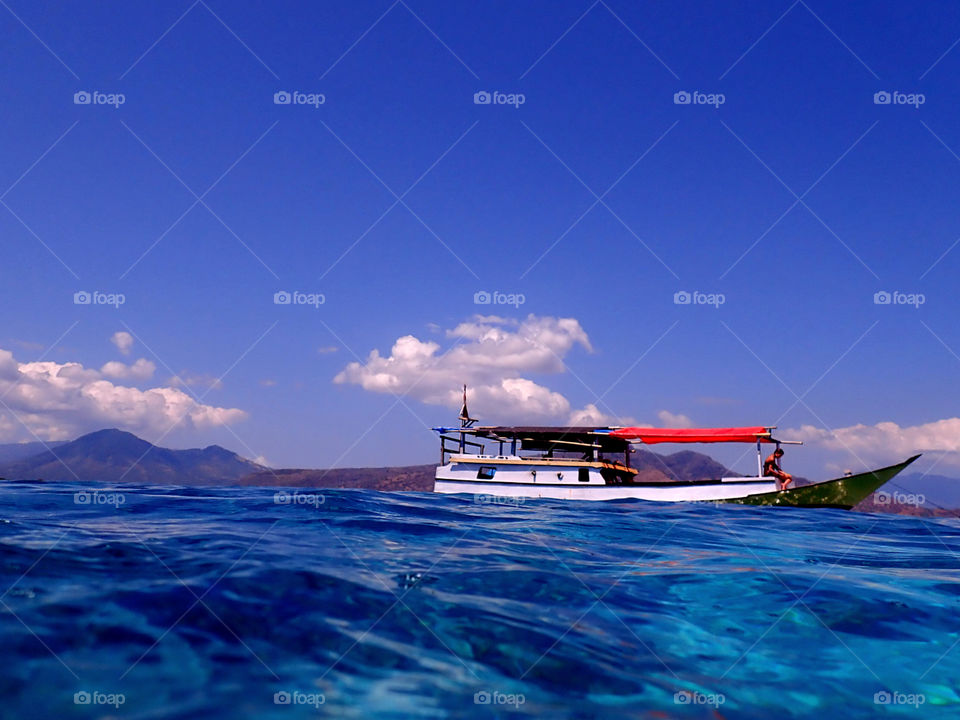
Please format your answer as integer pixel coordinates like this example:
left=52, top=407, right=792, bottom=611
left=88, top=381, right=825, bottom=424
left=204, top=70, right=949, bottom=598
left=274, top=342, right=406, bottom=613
left=610, top=426, right=773, bottom=444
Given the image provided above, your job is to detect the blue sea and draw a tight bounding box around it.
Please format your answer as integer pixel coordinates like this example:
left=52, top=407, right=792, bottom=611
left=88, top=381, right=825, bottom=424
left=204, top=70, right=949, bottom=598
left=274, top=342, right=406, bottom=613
left=1, top=482, right=958, bottom=718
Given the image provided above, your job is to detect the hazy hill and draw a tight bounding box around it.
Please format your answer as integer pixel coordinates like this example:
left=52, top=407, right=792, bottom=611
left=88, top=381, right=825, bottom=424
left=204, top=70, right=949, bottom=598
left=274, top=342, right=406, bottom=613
left=855, top=472, right=960, bottom=515
left=238, top=465, right=437, bottom=491
left=0, top=429, right=264, bottom=485
left=632, top=449, right=732, bottom=483
left=884, top=472, right=960, bottom=507
left=0, top=440, right=67, bottom=464
left=237, top=449, right=739, bottom=490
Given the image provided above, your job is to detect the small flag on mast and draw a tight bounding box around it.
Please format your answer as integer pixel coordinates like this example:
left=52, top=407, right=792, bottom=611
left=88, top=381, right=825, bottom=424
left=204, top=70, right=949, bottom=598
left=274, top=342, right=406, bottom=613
left=458, top=384, right=475, bottom=426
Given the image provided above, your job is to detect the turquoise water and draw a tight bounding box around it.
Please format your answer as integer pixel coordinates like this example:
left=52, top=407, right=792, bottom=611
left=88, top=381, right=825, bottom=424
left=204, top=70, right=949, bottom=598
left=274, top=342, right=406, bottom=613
left=1, top=482, right=958, bottom=718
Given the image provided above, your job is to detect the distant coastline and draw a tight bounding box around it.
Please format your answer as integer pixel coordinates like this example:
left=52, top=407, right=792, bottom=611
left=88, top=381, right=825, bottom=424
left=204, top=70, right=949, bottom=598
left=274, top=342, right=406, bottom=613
left=1, top=429, right=954, bottom=516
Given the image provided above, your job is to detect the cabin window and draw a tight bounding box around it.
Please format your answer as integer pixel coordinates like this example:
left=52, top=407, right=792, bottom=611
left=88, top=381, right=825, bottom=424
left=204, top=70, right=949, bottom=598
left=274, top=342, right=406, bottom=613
left=578, top=467, right=591, bottom=483
left=477, top=466, right=497, bottom=479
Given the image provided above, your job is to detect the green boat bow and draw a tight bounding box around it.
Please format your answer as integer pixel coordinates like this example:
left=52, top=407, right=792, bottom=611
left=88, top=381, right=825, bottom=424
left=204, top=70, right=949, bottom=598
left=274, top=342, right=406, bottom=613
left=724, top=455, right=921, bottom=509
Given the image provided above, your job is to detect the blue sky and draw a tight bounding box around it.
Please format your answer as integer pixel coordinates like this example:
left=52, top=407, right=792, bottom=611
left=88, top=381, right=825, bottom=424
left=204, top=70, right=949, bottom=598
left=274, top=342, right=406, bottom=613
left=2, top=0, right=960, bottom=480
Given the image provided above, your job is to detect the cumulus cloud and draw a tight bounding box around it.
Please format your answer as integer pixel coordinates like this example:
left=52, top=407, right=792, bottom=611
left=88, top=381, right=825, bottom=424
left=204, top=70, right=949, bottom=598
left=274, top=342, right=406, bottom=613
left=334, top=315, right=603, bottom=422
left=334, top=314, right=681, bottom=426
left=789, top=418, right=960, bottom=467
left=101, top=358, right=156, bottom=381
left=567, top=403, right=638, bottom=426
left=168, top=372, right=223, bottom=391
left=657, top=410, right=693, bottom=428
left=0, top=348, right=247, bottom=442
left=111, top=331, right=134, bottom=355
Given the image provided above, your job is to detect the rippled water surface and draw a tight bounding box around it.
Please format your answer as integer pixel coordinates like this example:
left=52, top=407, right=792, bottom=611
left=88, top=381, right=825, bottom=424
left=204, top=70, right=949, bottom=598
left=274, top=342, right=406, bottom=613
left=1, top=482, right=959, bottom=718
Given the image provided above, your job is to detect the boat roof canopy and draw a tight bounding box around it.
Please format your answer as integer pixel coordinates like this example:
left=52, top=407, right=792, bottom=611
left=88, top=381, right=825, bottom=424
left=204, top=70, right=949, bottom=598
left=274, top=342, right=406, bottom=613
left=434, top=426, right=628, bottom=451
left=432, top=425, right=791, bottom=448
left=610, top=426, right=776, bottom=444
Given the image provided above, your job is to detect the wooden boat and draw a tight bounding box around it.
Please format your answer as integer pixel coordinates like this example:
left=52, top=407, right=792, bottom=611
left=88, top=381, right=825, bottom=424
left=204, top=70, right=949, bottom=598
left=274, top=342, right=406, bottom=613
left=432, top=391, right=919, bottom=508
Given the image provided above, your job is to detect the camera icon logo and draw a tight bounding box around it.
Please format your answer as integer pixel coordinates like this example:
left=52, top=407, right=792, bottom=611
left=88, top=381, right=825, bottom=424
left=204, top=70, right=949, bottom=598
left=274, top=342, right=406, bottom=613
left=74, top=91, right=91, bottom=105
left=74, top=290, right=91, bottom=305
left=74, top=691, right=91, bottom=705
left=274, top=691, right=291, bottom=705
left=874, top=691, right=891, bottom=704
left=874, top=91, right=891, bottom=105
left=74, top=492, right=91, bottom=505
left=273, top=491, right=290, bottom=505
left=673, top=290, right=691, bottom=305
left=673, top=91, right=691, bottom=105
left=674, top=691, right=691, bottom=704
left=474, top=91, right=491, bottom=105
left=873, top=290, right=891, bottom=305
left=474, top=691, right=491, bottom=704
left=274, top=91, right=291, bottom=105
left=274, top=291, right=291, bottom=305
left=473, top=290, right=491, bottom=304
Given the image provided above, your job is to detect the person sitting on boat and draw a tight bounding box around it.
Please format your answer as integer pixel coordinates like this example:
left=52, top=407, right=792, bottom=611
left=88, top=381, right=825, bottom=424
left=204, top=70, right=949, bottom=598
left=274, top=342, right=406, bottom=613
left=764, top=448, right=793, bottom=489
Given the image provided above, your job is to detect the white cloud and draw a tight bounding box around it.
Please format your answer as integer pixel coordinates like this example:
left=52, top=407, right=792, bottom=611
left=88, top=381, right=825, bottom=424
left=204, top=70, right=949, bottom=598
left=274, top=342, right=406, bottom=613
left=789, top=418, right=960, bottom=467
left=168, top=372, right=223, bottom=391
left=657, top=410, right=693, bottom=428
left=334, top=314, right=661, bottom=425
left=0, top=348, right=247, bottom=442
left=101, top=358, right=156, bottom=381
left=335, top=315, right=603, bottom=422
left=111, top=331, right=134, bottom=355
left=568, top=403, right=634, bottom=426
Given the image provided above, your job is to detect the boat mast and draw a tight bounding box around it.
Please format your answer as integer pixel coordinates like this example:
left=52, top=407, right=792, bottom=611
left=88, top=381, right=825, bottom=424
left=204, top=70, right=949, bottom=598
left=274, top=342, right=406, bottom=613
left=458, top=384, right=476, bottom=453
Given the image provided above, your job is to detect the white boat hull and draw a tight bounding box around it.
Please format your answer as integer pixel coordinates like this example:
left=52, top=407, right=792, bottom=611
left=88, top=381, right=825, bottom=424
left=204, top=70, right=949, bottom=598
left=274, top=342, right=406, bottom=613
left=434, top=458, right=780, bottom=502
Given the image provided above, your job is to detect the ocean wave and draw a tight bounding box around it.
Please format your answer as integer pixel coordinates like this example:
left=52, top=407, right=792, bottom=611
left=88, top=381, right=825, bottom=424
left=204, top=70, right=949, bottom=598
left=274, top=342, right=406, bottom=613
left=1, top=483, right=959, bottom=718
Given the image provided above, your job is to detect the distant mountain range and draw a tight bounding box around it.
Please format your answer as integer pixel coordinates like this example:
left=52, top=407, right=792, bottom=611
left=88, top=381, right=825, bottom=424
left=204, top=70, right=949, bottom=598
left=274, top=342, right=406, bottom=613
left=238, top=448, right=742, bottom=492
left=0, top=429, right=263, bottom=485
left=239, top=465, right=438, bottom=491
left=1, top=429, right=956, bottom=514
left=0, top=429, right=741, bottom=490
left=0, top=439, right=66, bottom=464
left=854, top=472, right=960, bottom=515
